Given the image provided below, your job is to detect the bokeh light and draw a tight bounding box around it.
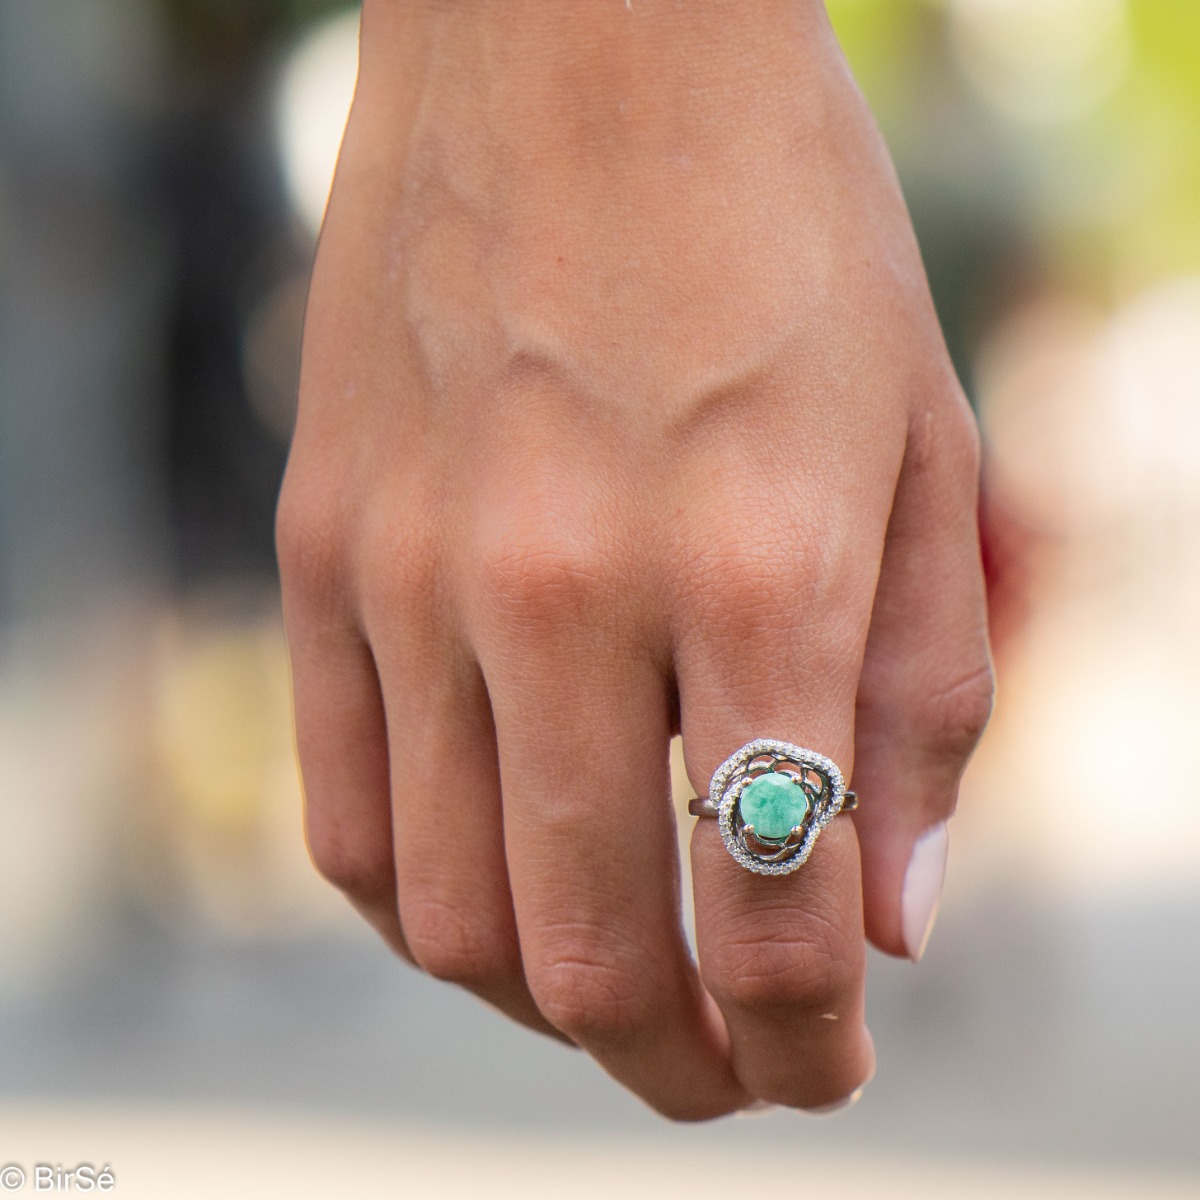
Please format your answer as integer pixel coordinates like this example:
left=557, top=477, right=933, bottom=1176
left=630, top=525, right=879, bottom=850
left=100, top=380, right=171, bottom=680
left=948, top=0, right=1131, bottom=126
left=276, top=7, right=360, bottom=237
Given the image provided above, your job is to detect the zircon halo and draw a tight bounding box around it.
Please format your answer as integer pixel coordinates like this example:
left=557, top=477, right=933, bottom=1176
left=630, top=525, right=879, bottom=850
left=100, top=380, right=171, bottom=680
left=710, top=738, right=848, bottom=876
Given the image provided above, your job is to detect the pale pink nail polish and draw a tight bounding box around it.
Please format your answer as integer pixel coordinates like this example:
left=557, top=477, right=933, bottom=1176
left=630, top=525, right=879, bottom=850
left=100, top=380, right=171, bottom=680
left=799, top=1086, right=864, bottom=1117
left=902, top=822, right=950, bottom=962
left=736, top=1100, right=779, bottom=1118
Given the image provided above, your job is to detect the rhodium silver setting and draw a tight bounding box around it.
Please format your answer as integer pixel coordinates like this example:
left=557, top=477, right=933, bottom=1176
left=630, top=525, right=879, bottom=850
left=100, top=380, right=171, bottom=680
left=688, top=738, right=855, bottom=876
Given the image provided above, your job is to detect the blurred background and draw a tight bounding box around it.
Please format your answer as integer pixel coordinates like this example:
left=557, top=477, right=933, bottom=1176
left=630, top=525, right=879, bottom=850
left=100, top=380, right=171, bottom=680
left=1, top=0, right=1198, bottom=1195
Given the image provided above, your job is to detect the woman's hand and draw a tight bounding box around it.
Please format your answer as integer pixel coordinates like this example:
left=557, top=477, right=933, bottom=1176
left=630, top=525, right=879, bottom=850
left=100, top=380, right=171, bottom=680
left=277, top=0, right=992, bottom=1119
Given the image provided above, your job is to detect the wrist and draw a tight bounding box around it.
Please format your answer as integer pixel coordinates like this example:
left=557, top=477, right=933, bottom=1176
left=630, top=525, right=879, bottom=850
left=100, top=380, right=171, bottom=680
left=363, top=0, right=831, bottom=48
left=357, top=0, right=841, bottom=139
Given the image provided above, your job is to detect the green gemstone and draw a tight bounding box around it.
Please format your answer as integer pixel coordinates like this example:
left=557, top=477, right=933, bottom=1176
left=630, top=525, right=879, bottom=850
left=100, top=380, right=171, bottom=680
left=739, top=772, right=809, bottom=841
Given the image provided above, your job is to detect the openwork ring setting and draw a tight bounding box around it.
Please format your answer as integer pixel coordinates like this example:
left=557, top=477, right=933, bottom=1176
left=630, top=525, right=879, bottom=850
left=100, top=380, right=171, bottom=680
left=688, top=738, right=857, bottom=876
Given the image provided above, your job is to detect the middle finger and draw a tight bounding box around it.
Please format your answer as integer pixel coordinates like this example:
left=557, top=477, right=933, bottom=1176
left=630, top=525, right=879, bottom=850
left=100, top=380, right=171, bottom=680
left=474, top=562, right=749, bottom=1119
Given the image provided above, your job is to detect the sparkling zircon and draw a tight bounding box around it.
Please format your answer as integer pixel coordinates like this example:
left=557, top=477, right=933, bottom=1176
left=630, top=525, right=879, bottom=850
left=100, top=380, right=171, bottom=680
left=738, top=772, right=810, bottom=840
left=712, top=739, right=845, bottom=875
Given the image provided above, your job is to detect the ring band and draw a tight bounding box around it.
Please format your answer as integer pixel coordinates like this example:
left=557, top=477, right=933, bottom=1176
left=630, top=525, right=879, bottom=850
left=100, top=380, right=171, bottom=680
left=688, top=738, right=857, bottom=876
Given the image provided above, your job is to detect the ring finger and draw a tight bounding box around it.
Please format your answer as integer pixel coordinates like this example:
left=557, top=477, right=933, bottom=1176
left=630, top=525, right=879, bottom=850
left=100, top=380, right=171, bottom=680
left=675, top=571, right=876, bottom=1109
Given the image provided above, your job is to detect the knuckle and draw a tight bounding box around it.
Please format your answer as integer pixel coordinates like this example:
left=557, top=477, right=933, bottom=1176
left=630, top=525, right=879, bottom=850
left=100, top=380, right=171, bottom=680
left=920, top=662, right=995, bottom=761
left=403, top=897, right=516, bottom=988
left=276, top=477, right=342, bottom=599
left=907, top=387, right=983, bottom=488
left=944, top=388, right=982, bottom=456
left=945, top=398, right=984, bottom=483
left=705, top=551, right=807, bottom=617
left=528, top=942, right=658, bottom=1043
left=676, top=539, right=864, bottom=699
left=305, top=819, right=394, bottom=905
left=706, top=914, right=858, bottom=1016
left=684, top=538, right=853, bottom=642
left=477, top=531, right=613, bottom=631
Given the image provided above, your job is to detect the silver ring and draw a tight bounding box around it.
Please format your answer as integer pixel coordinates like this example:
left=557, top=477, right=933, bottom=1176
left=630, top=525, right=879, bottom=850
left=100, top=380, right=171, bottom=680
left=687, top=738, right=857, bottom=876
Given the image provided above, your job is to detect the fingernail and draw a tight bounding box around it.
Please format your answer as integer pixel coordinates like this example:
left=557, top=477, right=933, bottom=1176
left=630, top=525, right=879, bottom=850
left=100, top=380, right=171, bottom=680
left=799, top=1086, right=864, bottom=1117
left=902, top=822, right=950, bottom=962
left=735, top=1100, right=779, bottom=1118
